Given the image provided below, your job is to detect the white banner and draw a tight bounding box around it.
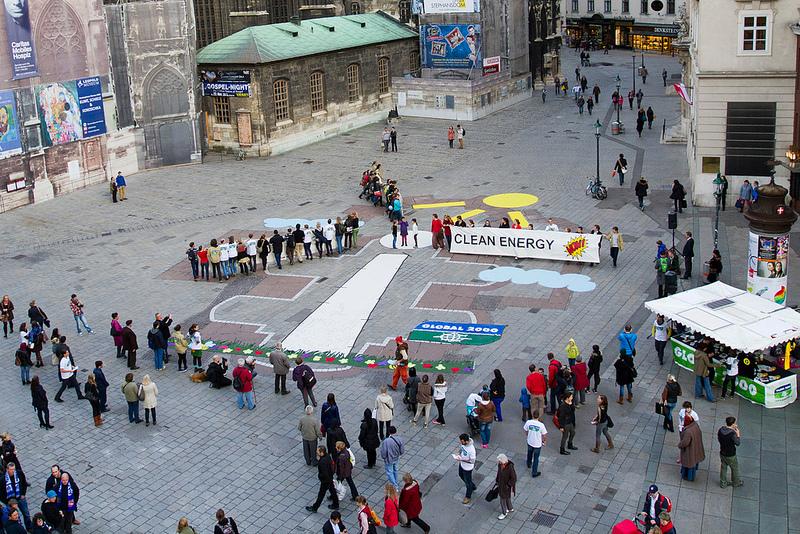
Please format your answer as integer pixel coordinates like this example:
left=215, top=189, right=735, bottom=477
left=414, top=0, right=478, bottom=14
left=450, top=227, right=601, bottom=263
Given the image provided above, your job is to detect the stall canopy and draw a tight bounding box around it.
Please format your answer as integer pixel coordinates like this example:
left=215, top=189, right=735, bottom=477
left=644, top=282, right=800, bottom=353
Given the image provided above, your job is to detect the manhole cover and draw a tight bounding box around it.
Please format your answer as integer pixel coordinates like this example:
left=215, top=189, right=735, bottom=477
left=532, top=510, right=559, bottom=527
left=423, top=176, right=434, bottom=180
left=303, top=160, right=314, bottom=164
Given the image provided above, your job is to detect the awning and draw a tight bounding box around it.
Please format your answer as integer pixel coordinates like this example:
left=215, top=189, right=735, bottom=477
left=644, top=282, right=800, bottom=353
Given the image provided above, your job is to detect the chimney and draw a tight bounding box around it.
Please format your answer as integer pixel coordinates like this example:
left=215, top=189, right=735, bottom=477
left=290, top=15, right=301, bottom=25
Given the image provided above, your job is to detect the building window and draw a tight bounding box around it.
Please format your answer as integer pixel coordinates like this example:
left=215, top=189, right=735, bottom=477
left=640, top=0, right=648, bottom=14
left=622, top=0, right=629, bottom=12
left=347, top=64, right=361, bottom=102
left=587, top=0, right=594, bottom=12
left=409, top=51, right=420, bottom=76
left=667, top=0, right=675, bottom=14
left=571, top=0, right=578, bottom=11
left=213, top=96, right=230, bottom=124
left=739, top=11, right=771, bottom=55
left=378, top=57, right=390, bottom=94
left=604, top=0, right=611, bottom=12
left=399, top=0, right=410, bottom=22
left=310, top=71, right=325, bottom=113
left=350, top=1, right=361, bottom=13
left=725, top=102, right=776, bottom=176
left=273, top=79, right=290, bottom=122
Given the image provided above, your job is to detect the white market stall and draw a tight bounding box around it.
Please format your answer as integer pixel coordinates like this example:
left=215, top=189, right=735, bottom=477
left=644, top=282, right=800, bottom=408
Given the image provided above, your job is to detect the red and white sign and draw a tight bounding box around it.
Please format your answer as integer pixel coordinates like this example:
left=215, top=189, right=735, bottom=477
left=673, top=82, right=692, bottom=105
left=482, top=56, right=500, bottom=76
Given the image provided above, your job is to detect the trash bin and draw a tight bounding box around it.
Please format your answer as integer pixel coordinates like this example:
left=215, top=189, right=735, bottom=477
left=611, top=121, right=624, bottom=135
left=665, top=270, right=678, bottom=295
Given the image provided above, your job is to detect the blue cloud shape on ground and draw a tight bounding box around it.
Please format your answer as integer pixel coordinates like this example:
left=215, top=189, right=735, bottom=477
left=264, top=218, right=364, bottom=229
left=479, top=266, right=596, bottom=292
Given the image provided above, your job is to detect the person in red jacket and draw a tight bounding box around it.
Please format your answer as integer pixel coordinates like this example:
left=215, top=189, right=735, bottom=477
left=525, top=365, right=547, bottom=420
left=383, top=483, right=400, bottom=530
left=232, top=359, right=255, bottom=410
left=399, top=473, right=430, bottom=532
left=430, top=214, right=444, bottom=249
left=547, top=353, right=562, bottom=415
left=570, top=356, right=590, bottom=405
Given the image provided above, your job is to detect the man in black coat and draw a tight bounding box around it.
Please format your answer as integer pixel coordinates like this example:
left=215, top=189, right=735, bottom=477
left=45, top=466, right=80, bottom=528
left=93, top=361, right=110, bottom=412
left=1, top=462, right=30, bottom=529
left=121, top=320, right=138, bottom=370
left=322, top=511, right=346, bottom=534
left=206, top=355, right=232, bottom=388
left=682, top=231, right=694, bottom=279
left=155, top=313, right=173, bottom=364
left=306, top=446, right=339, bottom=512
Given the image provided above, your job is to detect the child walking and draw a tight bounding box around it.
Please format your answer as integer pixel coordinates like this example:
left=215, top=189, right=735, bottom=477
left=519, top=387, right=531, bottom=421
left=399, top=217, right=409, bottom=247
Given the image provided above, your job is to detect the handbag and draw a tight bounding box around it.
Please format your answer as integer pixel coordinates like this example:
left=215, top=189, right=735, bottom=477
left=398, top=510, right=408, bottom=525
left=485, top=485, right=499, bottom=502
left=680, top=199, right=688, bottom=209
left=137, top=384, right=145, bottom=401
left=607, top=415, right=614, bottom=429
left=655, top=402, right=664, bottom=415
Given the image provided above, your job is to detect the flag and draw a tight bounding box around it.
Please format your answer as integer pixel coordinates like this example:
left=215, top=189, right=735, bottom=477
left=673, top=83, right=692, bottom=105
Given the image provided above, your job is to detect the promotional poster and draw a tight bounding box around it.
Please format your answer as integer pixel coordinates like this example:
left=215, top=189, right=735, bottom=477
left=37, top=76, right=107, bottom=146
left=201, top=70, right=252, bottom=97
left=449, top=227, right=602, bottom=263
left=420, top=24, right=481, bottom=69
left=3, top=0, right=37, bottom=79
left=747, top=231, right=789, bottom=305
left=76, top=76, right=107, bottom=139
left=0, top=90, right=22, bottom=159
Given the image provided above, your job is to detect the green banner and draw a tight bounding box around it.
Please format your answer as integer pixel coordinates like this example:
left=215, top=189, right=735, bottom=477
left=408, top=329, right=498, bottom=345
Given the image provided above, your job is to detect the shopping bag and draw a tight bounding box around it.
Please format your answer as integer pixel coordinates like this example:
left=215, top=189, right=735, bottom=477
left=334, top=480, right=347, bottom=501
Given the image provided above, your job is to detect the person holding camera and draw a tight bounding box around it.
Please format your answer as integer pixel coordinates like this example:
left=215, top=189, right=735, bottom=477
left=69, top=294, right=93, bottom=336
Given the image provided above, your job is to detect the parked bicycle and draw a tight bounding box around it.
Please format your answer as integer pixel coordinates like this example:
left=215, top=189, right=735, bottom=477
left=585, top=177, right=607, bottom=200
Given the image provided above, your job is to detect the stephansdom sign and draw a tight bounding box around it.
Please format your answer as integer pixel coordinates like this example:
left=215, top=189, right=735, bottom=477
left=450, top=227, right=602, bottom=263
left=201, top=70, right=251, bottom=97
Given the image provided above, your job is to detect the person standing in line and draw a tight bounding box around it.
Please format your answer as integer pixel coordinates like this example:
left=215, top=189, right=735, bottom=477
left=399, top=473, right=430, bottom=532
left=677, top=416, right=705, bottom=481
left=523, top=410, right=547, bottom=477
left=218, top=239, right=230, bottom=280
left=299, top=405, right=322, bottom=467
left=431, top=374, right=447, bottom=426
left=494, top=454, right=517, bottom=520
left=92, top=360, right=109, bottom=412
left=324, top=220, right=335, bottom=256
left=84, top=374, right=103, bottom=427
left=447, top=126, right=455, bottom=148
left=121, top=373, right=142, bottom=423
left=30, top=376, right=52, bottom=429
left=334, top=217, right=345, bottom=255
left=587, top=345, right=602, bottom=393
left=718, top=416, right=743, bottom=488
left=172, top=324, right=189, bottom=372
left=721, top=351, right=738, bottom=399
left=456, top=124, right=465, bottom=149
left=614, top=351, right=636, bottom=404
left=282, top=228, right=294, bottom=265
left=358, top=408, right=380, bottom=469
left=269, top=342, right=291, bottom=394
left=546, top=353, right=562, bottom=414
left=140, top=374, right=158, bottom=426
left=489, top=369, right=505, bottom=422
left=1, top=294, right=14, bottom=338
left=660, top=375, right=681, bottom=432
left=526, top=365, right=546, bottom=417
left=635, top=177, right=649, bottom=211
left=412, top=375, right=433, bottom=428
left=614, top=153, right=627, bottom=186
left=379, top=426, right=404, bottom=488
left=555, top=391, right=577, bottom=455
left=256, top=233, right=270, bottom=271
left=269, top=230, right=284, bottom=270
left=245, top=233, right=258, bottom=272
left=430, top=214, right=444, bottom=249
left=390, top=127, right=398, bottom=152
left=186, top=242, right=199, bottom=281
left=590, top=394, right=613, bottom=453
left=292, top=356, right=318, bottom=407
left=69, top=294, right=93, bottom=335
left=682, top=231, right=694, bottom=279
left=232, top=359, right=255, bottom=410
left=54, top=351, right=84, bottom=403
left=453, top=434, right=477, bottom=504
left=375, top=386, right=394, bottom=440
left=651, top=315, right=671, bottom=365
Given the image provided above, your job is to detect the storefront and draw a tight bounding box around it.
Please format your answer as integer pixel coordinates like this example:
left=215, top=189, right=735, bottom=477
left=631, top=24, right=679, bottom=54
left=645, top=282, right=800, bottom=409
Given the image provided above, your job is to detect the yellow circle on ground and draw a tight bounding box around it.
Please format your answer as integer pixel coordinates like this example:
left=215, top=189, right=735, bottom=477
left=482, top=193, right=539, bottom=208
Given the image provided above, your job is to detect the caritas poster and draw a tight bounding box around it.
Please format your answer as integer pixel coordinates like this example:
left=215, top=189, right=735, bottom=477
left=747, top=231, right=789, bottom=305
left=3, top=0, right=38, bottom=79
left=420, top=24, right=481, bottom=69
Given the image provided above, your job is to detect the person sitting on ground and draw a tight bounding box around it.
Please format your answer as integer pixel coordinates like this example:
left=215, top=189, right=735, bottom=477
left=206, top=355, right=232, bottom=389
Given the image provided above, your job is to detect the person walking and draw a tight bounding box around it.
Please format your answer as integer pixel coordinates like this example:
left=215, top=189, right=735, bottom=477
left=399, top=473, right=430, bottom=532
left=651, top=315, right=671, bottom=365
left=646, top=106, right=655, bottom=129
left=454, top=434, right=477, bottom=504
left=412, top=375, right=433, bottom=428
left=474, top=392, right=495, bottom=448
left=718, top=416, right=743, bottom=488
left=30, top=376, right=52, bottom=429
left=662, top=68, right=668, bottom=87
left=682, top=231, right=695, bottom=279
left=232, top=359, right=255, bottom=410
left=213, top=510, right=239, bottom=534
left=69, top=294, right=93, bottom=335
left=677, top=416, right=705, bottom=481
left=613, top=154, right=627, bottom=186
left=523, top=410, right=547, bottom=477
left=587, top=345, right=602, bottom=392
left=592, top=83, right=601, bottom=103
left=555, top=391, right=577, bottom=455
left=381, top=484, right=400, bottom=533
left=670, top=179, right=687, bottom=213
left=121, top=373, right=142, bottom=423
left=614, top=351, right=636, bottom=404
left=321, top=393, right=341, bottom=436
left=358, top=408, right=380, bottom=469
left=693, top=342, right=717, bottom=402
left=494, top=454, right=517, bottom=520
left=642, top=485, right=672, bottom=528
left=586, top=96, right=594, bottom=115
left=306, top=446, right=339, bottom=513
left=618, top=324, right=637, bottom=357
left=576, top=95, right=585, bottom=114
left=605, top=226, right=624, bottom=267
left=54, top=351, right=84, bottom=403
left=1, top=294, right=14, bottom=338
left=590, top=394, right=613, bottom=453
left=140, top=375, right=158, bottom=426
left=707, top=249, right=723, bottom=283
left=269, top=342, right=291, bottom=394
left=447, top=126, right=455, bottom=148
left=375, top=386, right=394, bottom=440
left=84, top=374, right=103, bottom=427
left=636, top=113, right=645, bottom=137
left=627, top=89, right=634, bottom=109
left=299, top=405, right=322, bottom=466
left=660, top=375, right=681, bottom=432
left=489, top=369, right=505, bottom=422
left=379, top=426, right=404, bottom=488
left=635, top=177, right=649, bottom=211
left=292, top=356, right=318, bottom=407
left=456, top=125, right=465, bottom=149
left=432, top=374, right=447, bottom=426
left=335, top=441, right=359, bottom=501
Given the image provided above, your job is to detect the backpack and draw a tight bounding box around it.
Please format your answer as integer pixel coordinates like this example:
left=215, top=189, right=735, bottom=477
left=232, top=372, right=243, bottom=392
left=187, top=248, right=197, bottom=261
left=301, top=367, right=317, bottom=389
left=219, top=520, right=234, bottom=534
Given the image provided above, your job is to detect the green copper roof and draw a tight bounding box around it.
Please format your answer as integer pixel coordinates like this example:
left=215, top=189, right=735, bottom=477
left=197, top=11, right=418, bottom=65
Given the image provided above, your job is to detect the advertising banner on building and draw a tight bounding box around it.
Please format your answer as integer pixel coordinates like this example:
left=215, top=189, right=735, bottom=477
left=482, top=56, right=500, bottom=76
left=3, top=0, right=37, bottom=79
left=37, top=76, right=107, bottom=146
left=449, top=226, right=602, bottom=263
left=747, top=231, right=789, bottom=305
left=0, top=90, right=22, bottom=159
left=420, top=24, right=481, bottom=69
left=412, top=0, right=479, bottom=14
left=201, top=70, right=251, bottom=97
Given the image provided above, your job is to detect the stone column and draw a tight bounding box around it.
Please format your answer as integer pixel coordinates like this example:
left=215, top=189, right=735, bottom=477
left=743, top=176, right=798, bottom=305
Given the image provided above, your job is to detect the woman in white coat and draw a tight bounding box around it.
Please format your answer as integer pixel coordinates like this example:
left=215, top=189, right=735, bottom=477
left=374, top=386, right=394, bottom=440
left=141, top=374, right=159, bottom=427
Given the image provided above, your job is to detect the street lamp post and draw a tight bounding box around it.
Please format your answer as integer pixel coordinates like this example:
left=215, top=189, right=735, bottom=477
left=632, top=54, right=636, bottom=94
left=712, top=173, right=723, bottom=249
left=594, top=120, right=601, bottom=188
left=615, top=80, right=621, bottom=123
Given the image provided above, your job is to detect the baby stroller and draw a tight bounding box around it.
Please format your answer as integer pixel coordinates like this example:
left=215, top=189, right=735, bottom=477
left=465, top=404, right=480, bottom=437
